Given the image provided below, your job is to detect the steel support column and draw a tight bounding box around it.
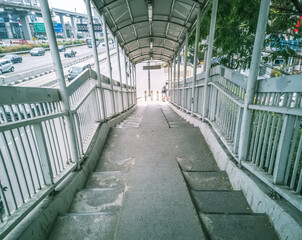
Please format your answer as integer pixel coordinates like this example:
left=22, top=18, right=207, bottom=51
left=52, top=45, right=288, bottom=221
left=202, top=0, right=218, bottom=119
left=124, top=52, right=130, bottom=108
left=238, top=0, right=271, bottom=163
left=191, top=5, right=201, bottom=115
left=20, top=15, right=33, bottom=40
left=102, top=15, right=116, bottom=115
left=177, top=51, right=181, bottom=105
left=59, top=14, right=67, bottom=39
left=85, top=0, right=107, bottom=120
left=128, top=61, right=132, bottom=103
left=39, top=0, right=79, bottom=167
left=148, top=61, right=151, bottom=97
left=173, top=58, right=176, bottom=103
left=115, top=37, right=124, bottom=112
left=183, top=31, right=189, bottom=108
left=70, top=16, right=77, bottom=39
left=169, top=61, right=173, bottom=101
left=133, top=64, right=137, bottom=103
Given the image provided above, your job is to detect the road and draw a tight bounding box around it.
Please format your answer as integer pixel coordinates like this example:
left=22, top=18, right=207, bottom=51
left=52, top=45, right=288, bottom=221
left=17, top=49, right=123, bottom=88
left=3, top=45, right=103, bottom=77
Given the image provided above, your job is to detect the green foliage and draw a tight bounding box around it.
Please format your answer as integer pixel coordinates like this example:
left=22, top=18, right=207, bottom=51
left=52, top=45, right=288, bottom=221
left=191, top=0, right=302, bottom=70
left=0, top=40, right=85, bottom=54
left=0, top=44, right=34, bottom=54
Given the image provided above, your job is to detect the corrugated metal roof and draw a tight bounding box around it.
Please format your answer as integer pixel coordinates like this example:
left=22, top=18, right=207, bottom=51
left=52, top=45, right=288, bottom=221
left=92, top=0, right=207, bottom=64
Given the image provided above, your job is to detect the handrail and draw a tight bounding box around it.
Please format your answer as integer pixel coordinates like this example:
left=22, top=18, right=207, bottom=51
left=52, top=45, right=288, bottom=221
left=0, top=67, right=136, bottom=238
left=170, top=64, right=302, bottom=214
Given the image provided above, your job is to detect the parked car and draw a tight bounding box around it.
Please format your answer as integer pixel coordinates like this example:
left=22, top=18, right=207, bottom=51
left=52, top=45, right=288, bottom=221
left=0, top=42, right=9, bottom=47
left=0, top=59, right=14, bottom=74
left=30, top=48, right=45, bottom=56
left=67, top=64, right=90, bottom=81
left=58, top=45, right=66, bottom=52
left=2, top=54, right=22, bottom=63
left=64, top=50, right=77, bottom=58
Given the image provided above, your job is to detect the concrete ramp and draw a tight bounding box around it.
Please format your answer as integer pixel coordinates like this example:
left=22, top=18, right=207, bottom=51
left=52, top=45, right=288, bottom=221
left=114, top=103, right=206, bottom=240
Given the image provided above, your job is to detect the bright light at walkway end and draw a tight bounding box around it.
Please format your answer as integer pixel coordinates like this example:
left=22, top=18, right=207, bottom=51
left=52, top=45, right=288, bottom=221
left=148, top=5, right=152, bottom=22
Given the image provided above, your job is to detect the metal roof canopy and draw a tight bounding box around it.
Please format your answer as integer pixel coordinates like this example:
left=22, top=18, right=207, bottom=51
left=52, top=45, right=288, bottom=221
left=91, top=0, right=208, bottom=64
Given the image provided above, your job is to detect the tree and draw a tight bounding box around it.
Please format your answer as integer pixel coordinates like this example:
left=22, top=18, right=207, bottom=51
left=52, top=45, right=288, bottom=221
left=189, top=0, right=302, bottom=70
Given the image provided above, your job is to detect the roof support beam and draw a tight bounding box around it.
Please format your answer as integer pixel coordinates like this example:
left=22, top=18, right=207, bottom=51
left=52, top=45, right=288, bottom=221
left=130, top=53, right=172, bottom=62
left=164, top=0, right=176, bottom=50
left=122, top=36, right=180, bottom=48
left=133, top=56, right=171, bottom=64
left=127, top=46, right=174, bottom=55
left=112, top=20, right=189, bottom=36
left=177, top=3, right=196, bottom=42
left=98, top=0, right=201, bottom=12
left=125, top=0, right=142, bottom=57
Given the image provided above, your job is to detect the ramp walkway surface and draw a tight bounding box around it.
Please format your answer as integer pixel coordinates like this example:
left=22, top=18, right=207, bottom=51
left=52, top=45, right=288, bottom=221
left=48, top=102, right=278, bottom=240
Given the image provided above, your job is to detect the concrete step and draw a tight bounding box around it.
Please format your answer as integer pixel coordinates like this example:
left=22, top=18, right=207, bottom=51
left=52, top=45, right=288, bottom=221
left=200, top=213, right=279, bottom=240
left=115, top=107, right=145, bottom=128
left=183, top=171, right=232, bottom=190
left=48, top=213, right=118, bottom=240
left=191, top=190, right=252, bottom=214
left=176, top=154, right=218, bottom=171
left=85, top=171, right=125, bottom=190
left=69, top=188, right=123, bottom=213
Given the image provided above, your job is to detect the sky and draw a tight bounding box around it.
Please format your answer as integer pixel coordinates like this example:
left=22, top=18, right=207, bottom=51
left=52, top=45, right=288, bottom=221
left=48, top=0, right=87, bottom=14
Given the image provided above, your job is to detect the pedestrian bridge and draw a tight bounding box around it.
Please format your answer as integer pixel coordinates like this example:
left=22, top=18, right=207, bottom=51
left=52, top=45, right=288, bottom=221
left=1, top=0, right=302, bottom=239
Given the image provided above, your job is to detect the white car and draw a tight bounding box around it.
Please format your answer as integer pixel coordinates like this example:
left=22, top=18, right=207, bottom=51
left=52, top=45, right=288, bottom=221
left=0, top=60, right=14, bottom=74
left=0, top=42, right=9, bottom=47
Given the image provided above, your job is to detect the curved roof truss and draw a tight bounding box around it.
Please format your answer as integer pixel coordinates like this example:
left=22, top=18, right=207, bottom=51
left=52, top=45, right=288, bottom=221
left=92, top=0, right=207, bottom=63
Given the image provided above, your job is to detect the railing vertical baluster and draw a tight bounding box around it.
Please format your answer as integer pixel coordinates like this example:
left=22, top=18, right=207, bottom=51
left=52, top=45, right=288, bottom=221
left=265, top=114, right=277, bottom=169
left=15, top=104, right=36, bottom=194
left=255, top=112, right=268, bottom=166
left=0, top=131, right=25, bottom=204
left=290, top=134, right=302, bottom=190
left=0, top=180, right=10, bottom=219
left=252, top=111, right=263, bottom=163
left=57, top=103, right=71, bottom=163
left=273, top=115, right=296, bottom=184
left=47, top=103, right=64, bottom=172
left=284, top=117, right=300, bottom=184
left=268, top=116, right=282, bottom=174
left=0, top=148, right=17, bottom=211
left=74, top=113, right=84, bottom=156
left=33, top=123, right=54, bottom=185
left=259, top=113, right=272, bottom=169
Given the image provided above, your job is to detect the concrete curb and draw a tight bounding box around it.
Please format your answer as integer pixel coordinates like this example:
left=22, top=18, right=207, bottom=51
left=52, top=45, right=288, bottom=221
left=170, top=104, right=302, bottom=240
left=5, top=105, right=137, bottom=240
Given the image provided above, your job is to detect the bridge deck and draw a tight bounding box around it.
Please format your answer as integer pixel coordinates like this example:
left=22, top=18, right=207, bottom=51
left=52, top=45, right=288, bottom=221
left=48, top=102, right=278, bottom=240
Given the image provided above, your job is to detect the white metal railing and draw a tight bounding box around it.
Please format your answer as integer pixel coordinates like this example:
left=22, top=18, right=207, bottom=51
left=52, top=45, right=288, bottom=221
left=170, top=65, right=302, bottom=212
left=0, top=69, right=136, bottom=237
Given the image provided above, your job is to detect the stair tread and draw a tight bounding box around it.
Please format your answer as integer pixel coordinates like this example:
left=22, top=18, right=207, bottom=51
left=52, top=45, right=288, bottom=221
left=176, top=154, right=218, bottom=171
left=200, top=213, right=279, bottom=240
left=192, top=190, right=252, bottom=214
left=183, top=171, right=232, bottom=190
left=48, top=213, right=118, bottom=240
left=69, top=188, right=123, bottom=213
